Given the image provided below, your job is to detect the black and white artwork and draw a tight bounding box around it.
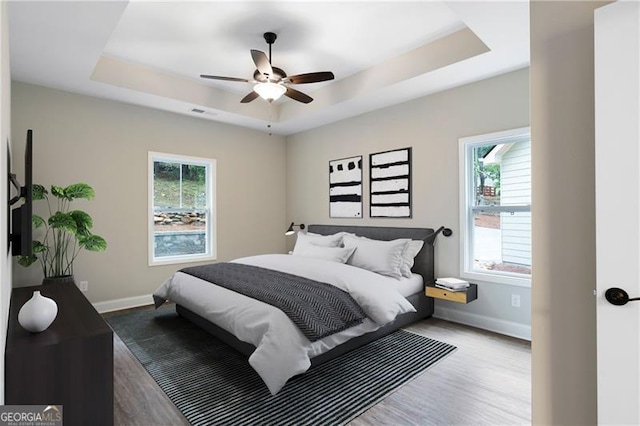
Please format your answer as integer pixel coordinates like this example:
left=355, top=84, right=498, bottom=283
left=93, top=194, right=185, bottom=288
left=329, top=156, right=362, bottom=218
left=369, top=147, right=412, bottom=218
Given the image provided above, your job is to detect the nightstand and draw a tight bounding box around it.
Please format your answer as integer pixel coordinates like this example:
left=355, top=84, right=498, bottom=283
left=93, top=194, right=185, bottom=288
left=426, top=283, right=478, bottom=304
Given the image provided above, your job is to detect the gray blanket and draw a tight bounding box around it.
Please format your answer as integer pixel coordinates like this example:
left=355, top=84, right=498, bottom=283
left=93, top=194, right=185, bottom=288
left=178, top=262, right=367, bottom=342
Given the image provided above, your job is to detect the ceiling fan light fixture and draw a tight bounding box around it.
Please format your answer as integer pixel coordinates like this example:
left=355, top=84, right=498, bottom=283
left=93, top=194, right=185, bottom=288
left=254, top=82, right=286, bottom=102
left=201, top=33, right=332, bottom=104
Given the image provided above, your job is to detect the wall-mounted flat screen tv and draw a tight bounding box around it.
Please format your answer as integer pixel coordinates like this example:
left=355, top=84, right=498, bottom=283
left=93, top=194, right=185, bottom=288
left=9, top=129, right=33, bottom=257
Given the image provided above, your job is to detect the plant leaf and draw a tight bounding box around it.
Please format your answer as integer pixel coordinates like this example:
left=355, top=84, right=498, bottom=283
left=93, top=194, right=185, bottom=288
left=20, top=182, right=106, bottom=272
left=51, top=185, right=66, bottom=199
left=32, top=184, right=47, bottom=200
left=79, top=234, right=107, bottom=251
left=18, top=254, right=38, bottom=267
left=48, top=212, right=77, bottom=233
left=32, top=240, right=46, bottom=253
left=64, top=183, right=95, bottom=201
left=69, top=210, right=93, bottom=236
left=32, top=214, right=45, bottom=228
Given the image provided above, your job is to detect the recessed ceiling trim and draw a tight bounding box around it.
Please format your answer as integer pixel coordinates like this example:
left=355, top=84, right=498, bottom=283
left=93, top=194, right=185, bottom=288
left=90, top=27, right=489, bottom=130
left=279, top=27, right=490, bottom=123
left=91, top=55, right=271, bottom=121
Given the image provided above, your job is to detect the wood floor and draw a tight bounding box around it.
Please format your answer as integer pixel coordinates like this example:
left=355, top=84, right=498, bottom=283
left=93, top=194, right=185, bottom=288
left=107, top=309, right=531, bottom=425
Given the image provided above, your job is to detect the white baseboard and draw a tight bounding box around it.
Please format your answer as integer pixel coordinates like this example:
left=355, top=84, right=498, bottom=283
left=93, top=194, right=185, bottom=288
left=93, top=294, right=154, bottom=314
left=434, top=306, right=531, bottom=341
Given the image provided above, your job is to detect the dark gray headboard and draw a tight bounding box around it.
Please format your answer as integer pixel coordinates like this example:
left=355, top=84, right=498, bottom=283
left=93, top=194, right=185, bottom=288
left=307, top=225, right=435, bottom=284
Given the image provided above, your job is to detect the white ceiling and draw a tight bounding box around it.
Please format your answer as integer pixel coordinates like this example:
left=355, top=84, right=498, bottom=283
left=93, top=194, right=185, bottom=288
left=8, top=1, right=529, bottom=136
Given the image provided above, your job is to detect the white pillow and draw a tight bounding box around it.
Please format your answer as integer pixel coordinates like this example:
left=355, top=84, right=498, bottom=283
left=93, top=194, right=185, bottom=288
left=400, top=240, right=425, bottom=278
left=292, top=232, right=344, bottom=255
left=306, top=231, right=354, bottom=246
left=294, top=245, right=356, bottom=263
left=342, top=235, right=410, bottom=278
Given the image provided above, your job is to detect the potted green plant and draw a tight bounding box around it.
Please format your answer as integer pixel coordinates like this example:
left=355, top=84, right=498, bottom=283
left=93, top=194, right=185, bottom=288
left=18, top=183, right=107, bottom=283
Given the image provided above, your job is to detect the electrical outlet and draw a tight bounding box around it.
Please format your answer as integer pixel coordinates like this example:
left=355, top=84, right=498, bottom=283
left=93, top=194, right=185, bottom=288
left=511, top=294, right=521, bottom=308
left=78, top=281, right=88, bottom=292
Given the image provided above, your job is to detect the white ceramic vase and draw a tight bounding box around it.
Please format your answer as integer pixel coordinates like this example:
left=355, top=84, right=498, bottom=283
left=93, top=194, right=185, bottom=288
left=18, top=291, right=58, bottom=333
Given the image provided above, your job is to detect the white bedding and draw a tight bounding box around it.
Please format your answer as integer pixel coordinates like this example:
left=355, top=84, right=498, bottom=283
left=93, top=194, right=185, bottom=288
left=390, top=273, right=424, bottom=297
left=153, top=254, right=416, bottom=395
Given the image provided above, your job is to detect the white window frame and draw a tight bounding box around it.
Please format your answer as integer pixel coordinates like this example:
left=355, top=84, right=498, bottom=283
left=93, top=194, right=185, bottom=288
left=148, top=151, right=217, bottom=266
left=458, top=127, right=531, bottom=287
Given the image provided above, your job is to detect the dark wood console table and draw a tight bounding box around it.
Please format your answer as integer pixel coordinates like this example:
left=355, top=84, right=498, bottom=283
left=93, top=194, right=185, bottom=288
left=5, top=281, right=113, bottom=426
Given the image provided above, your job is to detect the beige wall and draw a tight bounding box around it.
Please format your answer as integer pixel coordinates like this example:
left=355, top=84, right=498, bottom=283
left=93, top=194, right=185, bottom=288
left=286, top=68, right=531, bottom=336
left=11, top=82, right=287, bottom=304
left=530, top=1, right=608, bottom=424
left=0, top=1, right=11, bottom=404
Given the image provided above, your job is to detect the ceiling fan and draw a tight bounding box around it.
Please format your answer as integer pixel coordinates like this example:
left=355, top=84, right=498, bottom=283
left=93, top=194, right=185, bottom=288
left=200, top=32, right=335, bottom=104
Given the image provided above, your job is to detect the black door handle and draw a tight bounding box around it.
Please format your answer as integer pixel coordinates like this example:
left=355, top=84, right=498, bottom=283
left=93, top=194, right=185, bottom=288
left=605, top=287, right=640, bottom=306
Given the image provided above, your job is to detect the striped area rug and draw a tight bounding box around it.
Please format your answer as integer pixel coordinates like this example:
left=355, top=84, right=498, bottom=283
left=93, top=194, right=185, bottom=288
left=107, top=306, right=456, bottom=426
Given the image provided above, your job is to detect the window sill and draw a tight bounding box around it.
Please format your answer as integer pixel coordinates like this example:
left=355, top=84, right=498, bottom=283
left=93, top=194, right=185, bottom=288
left=149, top=254, right=216, bottom=267
left=460, top=271, right=531, bottom=288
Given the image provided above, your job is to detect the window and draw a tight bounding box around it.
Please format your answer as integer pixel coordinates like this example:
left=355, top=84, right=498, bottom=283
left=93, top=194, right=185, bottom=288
left=459, top=127, right=531, bottom=286
left=148, top=152, right=216, bottom=265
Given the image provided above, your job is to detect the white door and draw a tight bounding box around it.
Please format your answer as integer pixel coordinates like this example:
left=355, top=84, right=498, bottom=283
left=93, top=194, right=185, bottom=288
left=595, top=2, right=640, bottom=424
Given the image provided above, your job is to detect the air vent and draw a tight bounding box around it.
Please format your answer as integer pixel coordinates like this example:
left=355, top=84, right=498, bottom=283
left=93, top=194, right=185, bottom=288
left=189, top=108, right=217, bottom=117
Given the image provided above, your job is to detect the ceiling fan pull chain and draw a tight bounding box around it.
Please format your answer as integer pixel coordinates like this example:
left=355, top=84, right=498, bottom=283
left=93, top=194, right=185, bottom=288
left=267, top=103, right=274, bottom=136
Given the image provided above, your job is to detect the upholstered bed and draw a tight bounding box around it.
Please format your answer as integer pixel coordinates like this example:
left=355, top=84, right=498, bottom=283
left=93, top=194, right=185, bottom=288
left=154, top=224, right=438, bottom=394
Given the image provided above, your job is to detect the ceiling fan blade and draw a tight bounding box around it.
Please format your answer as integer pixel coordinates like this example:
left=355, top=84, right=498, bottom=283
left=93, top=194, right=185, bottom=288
left=285, top=87, right=313, bottom=104
left=286, top=71, right=335, bottom=84
left=240, top=91, right=260, bottom=103
left=200, top=75, right=249, bottom=83
left=251, top=49, right=273, bottom=78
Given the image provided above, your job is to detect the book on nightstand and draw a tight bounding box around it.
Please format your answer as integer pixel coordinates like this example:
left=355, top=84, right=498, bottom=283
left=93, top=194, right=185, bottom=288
left=435, top=284, right=468, bottom=292
left=435, top=277, right=470, bottom=291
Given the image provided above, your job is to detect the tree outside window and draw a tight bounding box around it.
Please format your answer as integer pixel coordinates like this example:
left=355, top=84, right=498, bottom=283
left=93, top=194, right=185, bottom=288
left=149, top=152, right=216, bottom=265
